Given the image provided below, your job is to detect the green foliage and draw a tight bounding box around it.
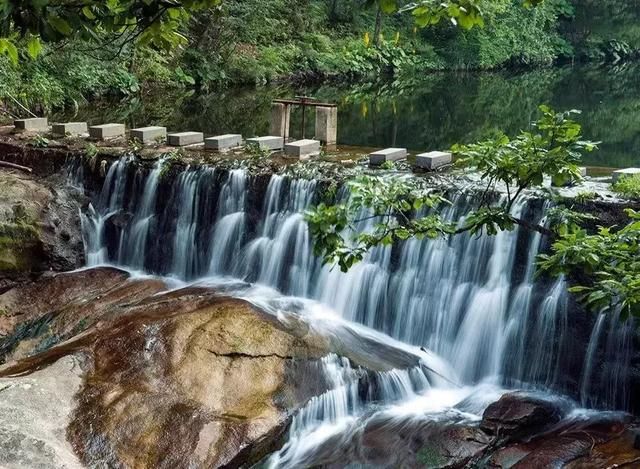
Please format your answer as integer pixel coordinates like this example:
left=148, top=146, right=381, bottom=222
left=612, top=174, right=640, bottom=200
left=306, top=175, right=453, bottom=271
left=0, top=0, right=222, bottom=63
left=539, top=209, right=640, bottom=318
left=28, top=134, right=49, bottom=148
left=453, top=105, right=596, bottom=232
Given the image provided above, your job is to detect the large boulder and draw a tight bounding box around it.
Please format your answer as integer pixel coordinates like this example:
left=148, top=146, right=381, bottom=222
left=480, top=391, right=567, bottom=437
left=0, top=267, right=418, bottom=468
left=0, top=169, right=85, bottom=292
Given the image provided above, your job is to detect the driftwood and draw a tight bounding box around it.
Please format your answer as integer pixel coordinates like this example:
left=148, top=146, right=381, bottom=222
left=0, top=161, right=33, bottom=174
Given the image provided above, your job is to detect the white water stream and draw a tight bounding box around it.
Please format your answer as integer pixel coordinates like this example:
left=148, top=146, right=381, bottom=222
left=76, top=159, right=634, bottom=466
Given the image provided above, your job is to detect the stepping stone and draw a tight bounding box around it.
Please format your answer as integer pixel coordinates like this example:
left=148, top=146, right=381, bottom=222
left=14, top=117, right=48, bottom=131
left=205, top=134, right=243, bottom=151
left=612, top=168, right=640, bottom=183
left=369, top=148, right=407, bottom=166
left=89, top=123, right=125, bottom=140
left=52, top=122, right=87, bottom=137
left=167, top=131, right=204, bottom=147
left=415, top=151, right=452, bottom=170
left=246, top=136, right=284, bottom=151
left=130, top=126, right=167, bottom=143
left=284, top=139, right=321, bottom=158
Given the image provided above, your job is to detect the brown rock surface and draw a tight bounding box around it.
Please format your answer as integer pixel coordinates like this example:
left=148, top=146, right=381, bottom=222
left=0, top=267, right=393, bottom=468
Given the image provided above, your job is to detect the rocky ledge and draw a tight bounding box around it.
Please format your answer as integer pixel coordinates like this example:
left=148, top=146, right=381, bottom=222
left=0, top=267, right=418, bottom=468
left=0, top=168, right=85, bottom=293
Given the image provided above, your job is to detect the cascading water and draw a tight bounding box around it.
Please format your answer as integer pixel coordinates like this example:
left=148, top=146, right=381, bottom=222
left=78, top=156, right=634, bottom=465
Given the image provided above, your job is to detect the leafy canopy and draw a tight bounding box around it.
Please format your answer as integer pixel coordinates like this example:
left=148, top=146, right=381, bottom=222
left=0, top=0, right=221, bottom=63
left=379, top=0, right=545, bottom=29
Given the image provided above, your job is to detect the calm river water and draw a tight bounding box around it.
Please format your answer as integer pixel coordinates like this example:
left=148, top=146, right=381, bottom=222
left=57, top=63, right=640, bottom=168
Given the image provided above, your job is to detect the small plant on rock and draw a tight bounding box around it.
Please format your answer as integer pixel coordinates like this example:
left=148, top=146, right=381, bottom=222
left=29, top=134, right=49, bottom=148
left=612, top=174, right=640, bottom=200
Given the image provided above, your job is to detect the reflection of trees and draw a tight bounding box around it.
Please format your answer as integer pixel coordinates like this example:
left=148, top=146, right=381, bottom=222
left=54, top=64, right=640, bottom=168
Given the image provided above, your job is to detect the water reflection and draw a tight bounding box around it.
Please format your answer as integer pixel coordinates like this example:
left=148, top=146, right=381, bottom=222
left=55, top=64, right=640, bottom=168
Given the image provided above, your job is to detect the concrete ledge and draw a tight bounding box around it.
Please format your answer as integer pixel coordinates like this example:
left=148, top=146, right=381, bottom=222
left=130, top=126, right=167, bottom=143
left=14, top=118, right=48, bottom=131
left=52, top=122, right=88, bottom=137
left=369, top=148, right=407, bottom=166
left=612, top=168, right=640, bottom=183
left=415, top=151, right=452, bottom=170
left=246, top=136, right=284, bottom=151
left=284, top=139, right=321, bottom=158
left=89, top=124, right=125, bottom=140
left=205, top=134, right=243, bottom=151
left=168, top=131, right=204, bottom=147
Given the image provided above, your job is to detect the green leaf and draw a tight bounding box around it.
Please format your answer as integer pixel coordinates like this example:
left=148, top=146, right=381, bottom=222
left=48, top=15, right=73, bottom=36
left=26, top=36, right=42, bottom=59
left=0, top=38, right=18, bottom=65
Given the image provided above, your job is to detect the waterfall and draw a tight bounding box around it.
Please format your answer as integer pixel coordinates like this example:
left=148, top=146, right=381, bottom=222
left=79, top=157, right=632, bottom=413
left=266, top=354, right=432, bottom=469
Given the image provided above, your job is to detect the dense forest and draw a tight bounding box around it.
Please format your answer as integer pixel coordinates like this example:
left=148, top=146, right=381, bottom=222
left=1, top=0, right=639, bottom=113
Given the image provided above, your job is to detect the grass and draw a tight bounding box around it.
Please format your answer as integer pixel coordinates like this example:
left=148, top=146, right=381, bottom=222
left=612, top=174, right=640, bottom=199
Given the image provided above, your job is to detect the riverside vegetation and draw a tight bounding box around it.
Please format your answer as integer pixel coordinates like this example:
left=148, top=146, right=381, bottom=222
left=1, top=0, right=640, bottom=113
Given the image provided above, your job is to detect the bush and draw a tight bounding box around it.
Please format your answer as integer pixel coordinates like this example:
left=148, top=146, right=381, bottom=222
left=613, top=174, right=640, bottom=199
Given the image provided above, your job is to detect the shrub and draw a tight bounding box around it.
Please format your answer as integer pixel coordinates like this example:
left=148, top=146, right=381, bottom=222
left=613, top=174, right=640, bottom=199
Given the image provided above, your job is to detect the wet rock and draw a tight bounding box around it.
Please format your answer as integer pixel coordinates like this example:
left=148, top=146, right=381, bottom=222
left=0, top=267, right=165, bottom=362
left=480, top=391, right=566, bottom=437
left=0, top=169, right=85, bottom=292
left=0, top=267, right=413, bottom=468
left=361, top=419, right=491, bottom=468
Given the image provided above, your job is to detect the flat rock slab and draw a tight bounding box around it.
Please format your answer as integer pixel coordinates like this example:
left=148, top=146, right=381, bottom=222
left=205, top=134, right=243, bottom=151
left=612, top=167, right=640, bottom=183
left=284, top=139, right=321, bottom=158
left=246, top=136, right=284, bottom=151
left=52, top=122, right=88, bottom=137
left=167, top=131, right=204, bottom=146
left=14, top=117, right=48, bottom=131
left=0, top=355, right=84, bottom=469
left=415, top=151, right=452, bottom=170
left=89, top=123, right=125, bottom=140
left=130, top=126, right=167, bottom=143
left=369, top=148, right=407, bottom=165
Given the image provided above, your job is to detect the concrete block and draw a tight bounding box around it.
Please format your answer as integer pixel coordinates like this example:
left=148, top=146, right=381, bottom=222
left=89, top=124, right=125, bottom=140
left=14, top=117, right=48, bottom=131
left=167, top=131, right=204, bottom=146
left=205, top=134, right=243, bottom=151
left=130, top=126, right=167, bottom=143
left=52, top=122, right=88, bottom=137
left=284, top=139, right=321, bottom=158
left=270, top=103, right=292, bottom=138
left=246, top=136, right=284, bottom=151
left=316, top=106, right=337, bottom=149
left=612, top=168, right=640, bottom=183
left=415, top=151, right=452, bottom=170
left=369, top=148, right=407, bottom=166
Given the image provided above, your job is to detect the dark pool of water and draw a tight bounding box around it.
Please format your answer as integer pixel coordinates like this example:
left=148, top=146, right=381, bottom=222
left=55, top=63, right=640, bottom=168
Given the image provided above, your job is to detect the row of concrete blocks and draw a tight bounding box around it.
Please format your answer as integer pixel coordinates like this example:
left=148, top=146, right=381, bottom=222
left=14, top=118, right=322, bottom=156
left=369, top=147, right=453, bottom=170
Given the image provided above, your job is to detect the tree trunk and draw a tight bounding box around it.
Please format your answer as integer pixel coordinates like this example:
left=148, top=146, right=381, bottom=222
left=373, top=6, right=383, bottom=47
